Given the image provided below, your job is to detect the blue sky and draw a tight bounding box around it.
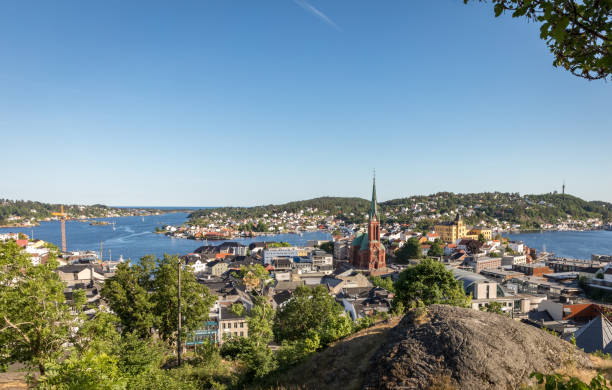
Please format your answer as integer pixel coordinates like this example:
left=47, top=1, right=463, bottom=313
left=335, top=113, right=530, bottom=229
left=1, top=0, right=610, bottom=206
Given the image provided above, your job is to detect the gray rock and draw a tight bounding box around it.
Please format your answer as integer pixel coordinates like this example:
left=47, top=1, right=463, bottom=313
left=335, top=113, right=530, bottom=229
left=364, top=305, right=592, bottom=390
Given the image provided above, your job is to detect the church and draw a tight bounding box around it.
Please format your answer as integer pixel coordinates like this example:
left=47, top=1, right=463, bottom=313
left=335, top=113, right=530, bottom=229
left=349, top=177, right=386, bottom=270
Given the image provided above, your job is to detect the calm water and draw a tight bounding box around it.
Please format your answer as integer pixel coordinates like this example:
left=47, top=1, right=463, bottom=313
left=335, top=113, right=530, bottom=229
left=508, top=230, right=612, bottom=259
left=0, top=212, right=331, bottom=262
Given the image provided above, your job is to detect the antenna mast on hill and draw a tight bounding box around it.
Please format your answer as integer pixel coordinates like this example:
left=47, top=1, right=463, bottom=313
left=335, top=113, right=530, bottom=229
left=562, top=180, right=566, bottom=197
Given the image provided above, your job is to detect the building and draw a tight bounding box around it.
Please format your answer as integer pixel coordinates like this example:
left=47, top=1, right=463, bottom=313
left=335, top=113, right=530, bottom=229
left=333, top=239, right=350, bottom=260
left=218, top=306, right=248, bottom=342
left=310, top=250, right=333, bottom=267
left=472, top=257, right=502, bottom=272
left=207, top=260, right=229, bottom=276
left=263, top=247, right=300, bottom=264
left=217, top=242, right=248, bottom=256
left=502, top=254, right=527, bottom=266
left=467, top=227, right=492, bottom=241
left=56, top=264, right=105, bottom=284
left=349, top=177, right=386, bottom=271
left=572, top=315, right=612, bottom=354
left=513, top=263, right=553, bottom=277
left=434, top=214, right=468, bottom=243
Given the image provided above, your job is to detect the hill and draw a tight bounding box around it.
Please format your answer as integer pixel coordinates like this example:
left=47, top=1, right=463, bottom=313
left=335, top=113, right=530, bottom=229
left=258, top=306, right=594, bottom=390
left=188, top=192, right=612, bottom=229
left=0, top=199, right=182, bottom=225
left=188, top=196, right=371, bottom=221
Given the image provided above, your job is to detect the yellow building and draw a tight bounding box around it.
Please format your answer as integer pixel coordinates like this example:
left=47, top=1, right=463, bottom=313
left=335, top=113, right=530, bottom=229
left=434, top=215, right=492, bottom=243
left=468, top=227, right=492, bottom=241
left=434, top=215, right=467, bottom=243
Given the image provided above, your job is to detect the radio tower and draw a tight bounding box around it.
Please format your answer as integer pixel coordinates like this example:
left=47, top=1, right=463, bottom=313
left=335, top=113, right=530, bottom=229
left=562, top=180, right=566, bottom=197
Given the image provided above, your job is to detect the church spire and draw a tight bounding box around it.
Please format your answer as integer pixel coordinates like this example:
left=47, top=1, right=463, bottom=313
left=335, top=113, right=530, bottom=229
left=370, top=171, right=378, bottom=220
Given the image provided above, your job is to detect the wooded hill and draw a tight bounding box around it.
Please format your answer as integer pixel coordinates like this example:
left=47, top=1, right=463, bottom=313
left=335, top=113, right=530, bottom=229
left=0, top=199, right=174, bottom=225
left=189, top=193, right=612, bottom=229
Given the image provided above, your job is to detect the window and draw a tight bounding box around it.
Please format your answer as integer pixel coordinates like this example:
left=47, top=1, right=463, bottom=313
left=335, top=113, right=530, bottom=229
left=240, top=322, right=244, bottom=328
left=240, top=332, right=244, bottom=337
left=234, top=322, right=238, bottom=328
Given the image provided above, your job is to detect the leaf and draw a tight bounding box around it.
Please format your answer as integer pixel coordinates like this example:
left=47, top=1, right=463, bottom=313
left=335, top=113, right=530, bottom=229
left=494, top=3, right=504, bottom=17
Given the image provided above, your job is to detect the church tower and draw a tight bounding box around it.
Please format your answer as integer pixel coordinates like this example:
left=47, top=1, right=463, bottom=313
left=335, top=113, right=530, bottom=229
left=368, top=176, right=381, bottom=242
left=350, top=174, right=386, bottom=270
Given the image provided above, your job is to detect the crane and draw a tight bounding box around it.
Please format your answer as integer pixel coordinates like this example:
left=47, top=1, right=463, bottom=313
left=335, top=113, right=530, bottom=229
left=52, top=205, right=67, bottom=253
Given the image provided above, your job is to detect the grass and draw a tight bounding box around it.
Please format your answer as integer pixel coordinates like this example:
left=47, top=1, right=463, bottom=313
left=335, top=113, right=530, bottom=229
left=251, top=317, right=401, bottom=390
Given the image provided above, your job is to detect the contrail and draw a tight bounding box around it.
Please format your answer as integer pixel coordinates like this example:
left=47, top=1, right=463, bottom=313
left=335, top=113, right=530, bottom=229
left=293, top=0, right=342, bottom=31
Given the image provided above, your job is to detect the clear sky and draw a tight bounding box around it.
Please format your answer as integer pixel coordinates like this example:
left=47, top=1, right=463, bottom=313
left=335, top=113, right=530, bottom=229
left=1, top=0, right=610, bottom=206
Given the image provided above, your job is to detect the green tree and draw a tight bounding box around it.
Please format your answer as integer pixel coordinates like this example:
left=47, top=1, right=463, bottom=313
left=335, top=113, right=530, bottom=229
left=370, top=275, right=395, bottom=293
left=482, top=301, right=504, bottom=315
left=247, top=298, right=275, bottom=348
left=427, top=241, right=444, bottom=257
left=465, top=0, right=611, bottom=81
left=101, top=254, right=215, bottom=344
left=531, top=372, right=611, bottom=390
left=478, top=233, right=487, bottom=244
left=101, top=261, right=156, bottom=338
left=234, top=264, right=271, bottom=293
left=0, top=240, right=72, bottom=375
left=317, top=241, right=334, bottom=254
left=393, top=258, right=471, bottom=308
left=268, top=242, right=291, bottom=248
left=273, top=285, right=354, bottom=346
left=151, top=255, right=215, bottom=343
left=276, top=331, right=321, bottom=368
left=396, top=237, right=421, bottom=263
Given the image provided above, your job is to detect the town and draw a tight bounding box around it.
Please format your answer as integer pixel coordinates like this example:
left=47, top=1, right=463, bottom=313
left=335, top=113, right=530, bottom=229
left=4, top=179, right=612, bottom=368
left=160, top=190, right=612, bottom=242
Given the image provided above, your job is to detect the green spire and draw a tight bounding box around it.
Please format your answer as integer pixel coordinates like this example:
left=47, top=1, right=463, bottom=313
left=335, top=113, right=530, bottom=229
left=370, top=174, right=378, bottom=220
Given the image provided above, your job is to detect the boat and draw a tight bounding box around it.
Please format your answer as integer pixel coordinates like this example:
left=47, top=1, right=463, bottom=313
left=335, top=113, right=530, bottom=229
left=90, top=221, right=110, bottom=226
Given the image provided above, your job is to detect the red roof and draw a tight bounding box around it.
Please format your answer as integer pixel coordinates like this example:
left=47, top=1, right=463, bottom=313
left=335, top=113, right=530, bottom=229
left=563, top=303, right=601, bottom=321
left=16, top=239, right=28, bottom=248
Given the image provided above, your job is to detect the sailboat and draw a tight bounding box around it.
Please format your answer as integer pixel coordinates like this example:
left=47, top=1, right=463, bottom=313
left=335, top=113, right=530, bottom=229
left=112, top=221, right=116, bottom=231
left=141, top=216, right=145, bottom=222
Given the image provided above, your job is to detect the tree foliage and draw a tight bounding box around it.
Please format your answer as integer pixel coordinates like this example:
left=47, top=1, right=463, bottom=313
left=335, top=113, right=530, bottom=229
left=101, top=254, right=215, bottom=343
left=370, top=275, right=396, bottom=293
left=466, top=0, right=611, bottom=81
left=317, top=241, right=334, bottom=254
left=427, top=240, right=444, bottom=257
left=531, top=372, right=611, bottom=390
left=273, top=285, right=353, bottom=346
left=394, top=258, right=471, bottom=308
left=396, top=238, right=422, bottom=263
left=0, top=240, right=72, bottom=375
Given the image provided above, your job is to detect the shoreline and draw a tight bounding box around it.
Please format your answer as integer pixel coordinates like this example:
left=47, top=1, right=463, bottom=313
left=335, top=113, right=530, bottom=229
left=512, top=228, right=611, bottom=234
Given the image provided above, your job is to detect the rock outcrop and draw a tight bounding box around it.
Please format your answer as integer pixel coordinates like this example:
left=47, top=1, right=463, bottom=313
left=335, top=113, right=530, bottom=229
left=364, top=305, right=592, bottom=390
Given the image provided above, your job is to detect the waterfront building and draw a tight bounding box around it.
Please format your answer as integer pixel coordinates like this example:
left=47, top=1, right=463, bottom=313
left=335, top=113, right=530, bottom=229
left=349, top=177, right=386, bottom=271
